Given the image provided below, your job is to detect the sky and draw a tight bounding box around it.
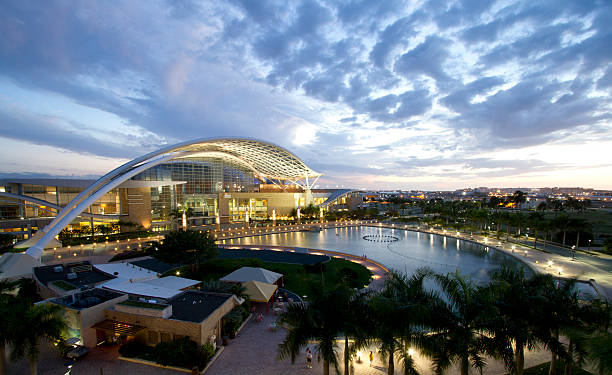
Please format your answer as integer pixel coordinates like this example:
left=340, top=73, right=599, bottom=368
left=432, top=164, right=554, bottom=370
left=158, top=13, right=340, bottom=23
left=0, top=0, right=611, bottom=191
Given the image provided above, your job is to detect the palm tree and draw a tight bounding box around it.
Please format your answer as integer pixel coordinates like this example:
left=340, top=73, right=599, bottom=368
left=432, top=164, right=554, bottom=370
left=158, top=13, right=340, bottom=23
left=568, top=218, right=591, bottom=248
left=512, top=191, right=526, bottom=210
left=10, top=302, right=66, bottom=375
left=278, top=283, right=354, bottom=375
left=428, top=271, right=504, bottom=375
left=586, top=300, right=612, bottom=375
left=528, top=212, right=545, bottom=249
left=535, top=276, right=581, bottom=375
left=553, top=215, right=571, bottom=247
left=490, top=266, right=548, bottom=375
left=365, top=270, right=435, bottom=375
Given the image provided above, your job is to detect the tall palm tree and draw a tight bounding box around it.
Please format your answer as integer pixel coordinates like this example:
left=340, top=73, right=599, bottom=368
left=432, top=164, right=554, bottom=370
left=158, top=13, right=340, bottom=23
left=10, top=303, right=66, bottom=375
left=553, top=215, right=571, bottom=247
left=535, top=276, right=580, bottom=375
left=365, top=270, right=435, bottom=375
left=568, top=218, right=591, bottom=248
left=490, top=266, right=548, bottom=375
left=278, top=283, right=353, bottom=375
left=528, top=212, right=545, bottom=249
left=429, top=271, right=504, bottom=375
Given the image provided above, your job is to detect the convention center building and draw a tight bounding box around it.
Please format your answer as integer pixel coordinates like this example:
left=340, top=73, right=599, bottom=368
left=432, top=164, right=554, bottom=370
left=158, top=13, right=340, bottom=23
left=0, top=138, right=362, bottom=244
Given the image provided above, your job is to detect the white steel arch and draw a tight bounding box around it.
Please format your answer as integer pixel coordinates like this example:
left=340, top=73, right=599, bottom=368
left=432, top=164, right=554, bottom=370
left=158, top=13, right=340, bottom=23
left=24, top=138, right=320, bottom=259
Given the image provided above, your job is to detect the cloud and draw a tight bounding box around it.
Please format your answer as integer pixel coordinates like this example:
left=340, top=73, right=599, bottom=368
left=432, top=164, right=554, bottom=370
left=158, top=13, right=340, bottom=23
left=0, top=0, right=610, bottom=189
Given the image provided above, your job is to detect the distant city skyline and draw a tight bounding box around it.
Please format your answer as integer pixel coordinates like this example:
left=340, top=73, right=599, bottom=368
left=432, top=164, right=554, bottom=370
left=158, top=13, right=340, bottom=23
left=1, top=1, right=611, bottom=190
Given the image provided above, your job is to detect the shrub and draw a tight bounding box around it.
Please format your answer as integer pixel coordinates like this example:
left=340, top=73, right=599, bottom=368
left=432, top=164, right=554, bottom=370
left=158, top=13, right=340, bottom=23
left=303, top=262, right=326, bottom=273
left=201, top=342, right=215, bottom=362
left=119, top=341, right=150, bottom=358
left=222, top=308, right=244, bottom=338
left=339, top=266, right=359, bottom=282
left=151, top=337, right=211, bottom=369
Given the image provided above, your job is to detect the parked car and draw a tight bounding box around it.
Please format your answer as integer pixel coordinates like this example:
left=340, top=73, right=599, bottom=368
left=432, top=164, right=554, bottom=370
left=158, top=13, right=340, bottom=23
left=65, top=345, right=89, bottom=360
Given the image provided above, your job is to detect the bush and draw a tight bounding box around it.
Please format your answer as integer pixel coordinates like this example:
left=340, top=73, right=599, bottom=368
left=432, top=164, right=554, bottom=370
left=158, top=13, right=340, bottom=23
left=201, top=342, right=215, bottom=362
left=152, top=337, right=210, bottom=369
left=222, top=307, right=244, bottom=338
left=339, top=267, right=359, bottom=282
left=119, top=341, right=151, bottom=358
left=303, top=262, right=326, bottom=274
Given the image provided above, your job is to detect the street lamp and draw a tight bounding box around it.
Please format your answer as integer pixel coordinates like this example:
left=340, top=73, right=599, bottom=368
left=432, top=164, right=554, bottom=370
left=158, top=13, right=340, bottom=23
left=571, top=245, right=576, bottom=261
left=588, top=239, right=591, bottom=251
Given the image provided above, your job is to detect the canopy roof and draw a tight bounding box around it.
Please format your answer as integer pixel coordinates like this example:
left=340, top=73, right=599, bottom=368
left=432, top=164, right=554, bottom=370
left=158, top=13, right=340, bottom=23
left=171, top=138, right=320, bottom=181
left=220, top=267, right=283, bottom=284
left=243, top=280, right=278, bottom=303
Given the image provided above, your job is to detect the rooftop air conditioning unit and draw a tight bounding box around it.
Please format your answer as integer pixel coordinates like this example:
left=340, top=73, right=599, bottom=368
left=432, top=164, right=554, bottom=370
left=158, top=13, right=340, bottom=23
left=66, top=272, right=78, bottom=280
left=53, top=266, right=63, bottom=273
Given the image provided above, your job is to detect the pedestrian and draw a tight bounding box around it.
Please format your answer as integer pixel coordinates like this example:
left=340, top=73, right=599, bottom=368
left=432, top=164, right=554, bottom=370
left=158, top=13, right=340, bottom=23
left=306, top=348, right=313, bottom=369
left=368, top=351, right=373, bottom=367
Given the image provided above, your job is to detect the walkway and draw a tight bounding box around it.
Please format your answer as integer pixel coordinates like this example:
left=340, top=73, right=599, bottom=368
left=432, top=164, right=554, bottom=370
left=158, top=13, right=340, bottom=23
left=206, top=306, right=549, bottom=375
left=377, top=223, right=612, bottom=300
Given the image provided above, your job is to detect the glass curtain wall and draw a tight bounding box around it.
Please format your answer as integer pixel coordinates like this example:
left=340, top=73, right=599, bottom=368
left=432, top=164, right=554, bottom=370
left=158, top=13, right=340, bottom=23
left=133, top=157, right=261, bottom=223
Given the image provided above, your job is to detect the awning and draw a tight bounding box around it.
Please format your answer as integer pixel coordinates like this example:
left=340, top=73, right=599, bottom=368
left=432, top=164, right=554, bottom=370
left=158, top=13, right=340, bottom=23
left=91, top=320, right=146, bottom=336
left=242, top=280, right=278, bottom=303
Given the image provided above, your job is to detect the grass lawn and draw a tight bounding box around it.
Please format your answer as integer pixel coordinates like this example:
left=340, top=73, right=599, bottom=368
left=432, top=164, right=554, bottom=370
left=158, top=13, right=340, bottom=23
left=168, top=257, right=372, bottom=298
left=510, top=360, right=594, bottom=375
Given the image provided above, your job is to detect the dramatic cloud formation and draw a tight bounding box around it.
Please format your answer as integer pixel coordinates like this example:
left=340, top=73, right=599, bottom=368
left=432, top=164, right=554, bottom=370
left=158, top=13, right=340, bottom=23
left=0, top=0, right=611, bottom=189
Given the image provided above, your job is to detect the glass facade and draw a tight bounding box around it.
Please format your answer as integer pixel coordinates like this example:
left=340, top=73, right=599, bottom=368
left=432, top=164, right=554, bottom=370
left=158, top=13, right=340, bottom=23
left=132, top=157, right=262, bottom=222
left=229, top=198, right=268, bottom=222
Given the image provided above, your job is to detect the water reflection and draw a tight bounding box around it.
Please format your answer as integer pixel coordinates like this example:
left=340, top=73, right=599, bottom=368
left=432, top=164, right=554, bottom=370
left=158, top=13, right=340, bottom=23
left=231, top=226, right=528, bottom=282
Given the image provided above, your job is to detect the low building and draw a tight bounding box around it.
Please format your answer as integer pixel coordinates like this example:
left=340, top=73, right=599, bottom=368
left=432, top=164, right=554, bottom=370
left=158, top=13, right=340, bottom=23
left=33, top=261, right=115, bottom=298
left=48, top=288, right=128, bottom=347
left=103, top=291, right=240, bottom=347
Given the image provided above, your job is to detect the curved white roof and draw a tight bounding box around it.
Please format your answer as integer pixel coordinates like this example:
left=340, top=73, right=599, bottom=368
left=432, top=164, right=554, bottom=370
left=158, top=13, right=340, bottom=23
left=165, top=138, right=320, bottom=181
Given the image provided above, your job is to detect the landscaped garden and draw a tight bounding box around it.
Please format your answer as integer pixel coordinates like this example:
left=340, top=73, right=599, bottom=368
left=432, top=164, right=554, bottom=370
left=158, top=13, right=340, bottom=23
left=169, top=256, right=372, bottom=298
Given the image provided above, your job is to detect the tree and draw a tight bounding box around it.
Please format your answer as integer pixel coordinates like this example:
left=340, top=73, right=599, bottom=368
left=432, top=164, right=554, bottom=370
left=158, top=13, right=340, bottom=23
left=155, top=230, right=218, bottom=269
left=512, top=191, right=526, bottom=209
left=568, top=218, right=592, bottom=248
left=429, top=271, right=504, bottom=375
left=536, top=276, right=580, bottom=375
left=528, top=212, right=545, bottom=249
left=10, top=303, right=66, bottom=375
left=553, top=215, right=571, bottom=247
left=279, top=283, right=354, bottom=375
left=0, top=234, right=15, bottom=249
left=490, top=267, right=549, bottom=375
left=365, top=270, right=434, bottom=375
left=586, top=300, right=612, bottom=375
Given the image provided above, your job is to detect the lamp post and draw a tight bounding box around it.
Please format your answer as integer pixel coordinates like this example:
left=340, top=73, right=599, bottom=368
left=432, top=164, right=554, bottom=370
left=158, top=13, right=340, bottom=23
left=571, top=245, right=576, bottom=261
left=588, top=239, right=591, bottom=251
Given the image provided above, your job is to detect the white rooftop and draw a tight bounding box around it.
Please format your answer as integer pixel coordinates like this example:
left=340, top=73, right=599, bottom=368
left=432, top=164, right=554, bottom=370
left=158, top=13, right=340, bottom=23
left=101, top=281, right=181, bottom=300
left=94, top=263, right=157, bottom=282
left=220, top=267, right=282, bottom=284
left=140, top=276, right=200, bottom=290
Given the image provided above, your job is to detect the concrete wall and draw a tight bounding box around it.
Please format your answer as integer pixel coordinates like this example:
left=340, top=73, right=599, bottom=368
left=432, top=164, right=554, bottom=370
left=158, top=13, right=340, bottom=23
left=104, top=295, right=239, bottom=347
left=125, top=187, right=152, bottom=229
left=105, top=308, right=204, bottom=345
left=56, top=293, right=128, bottom=348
